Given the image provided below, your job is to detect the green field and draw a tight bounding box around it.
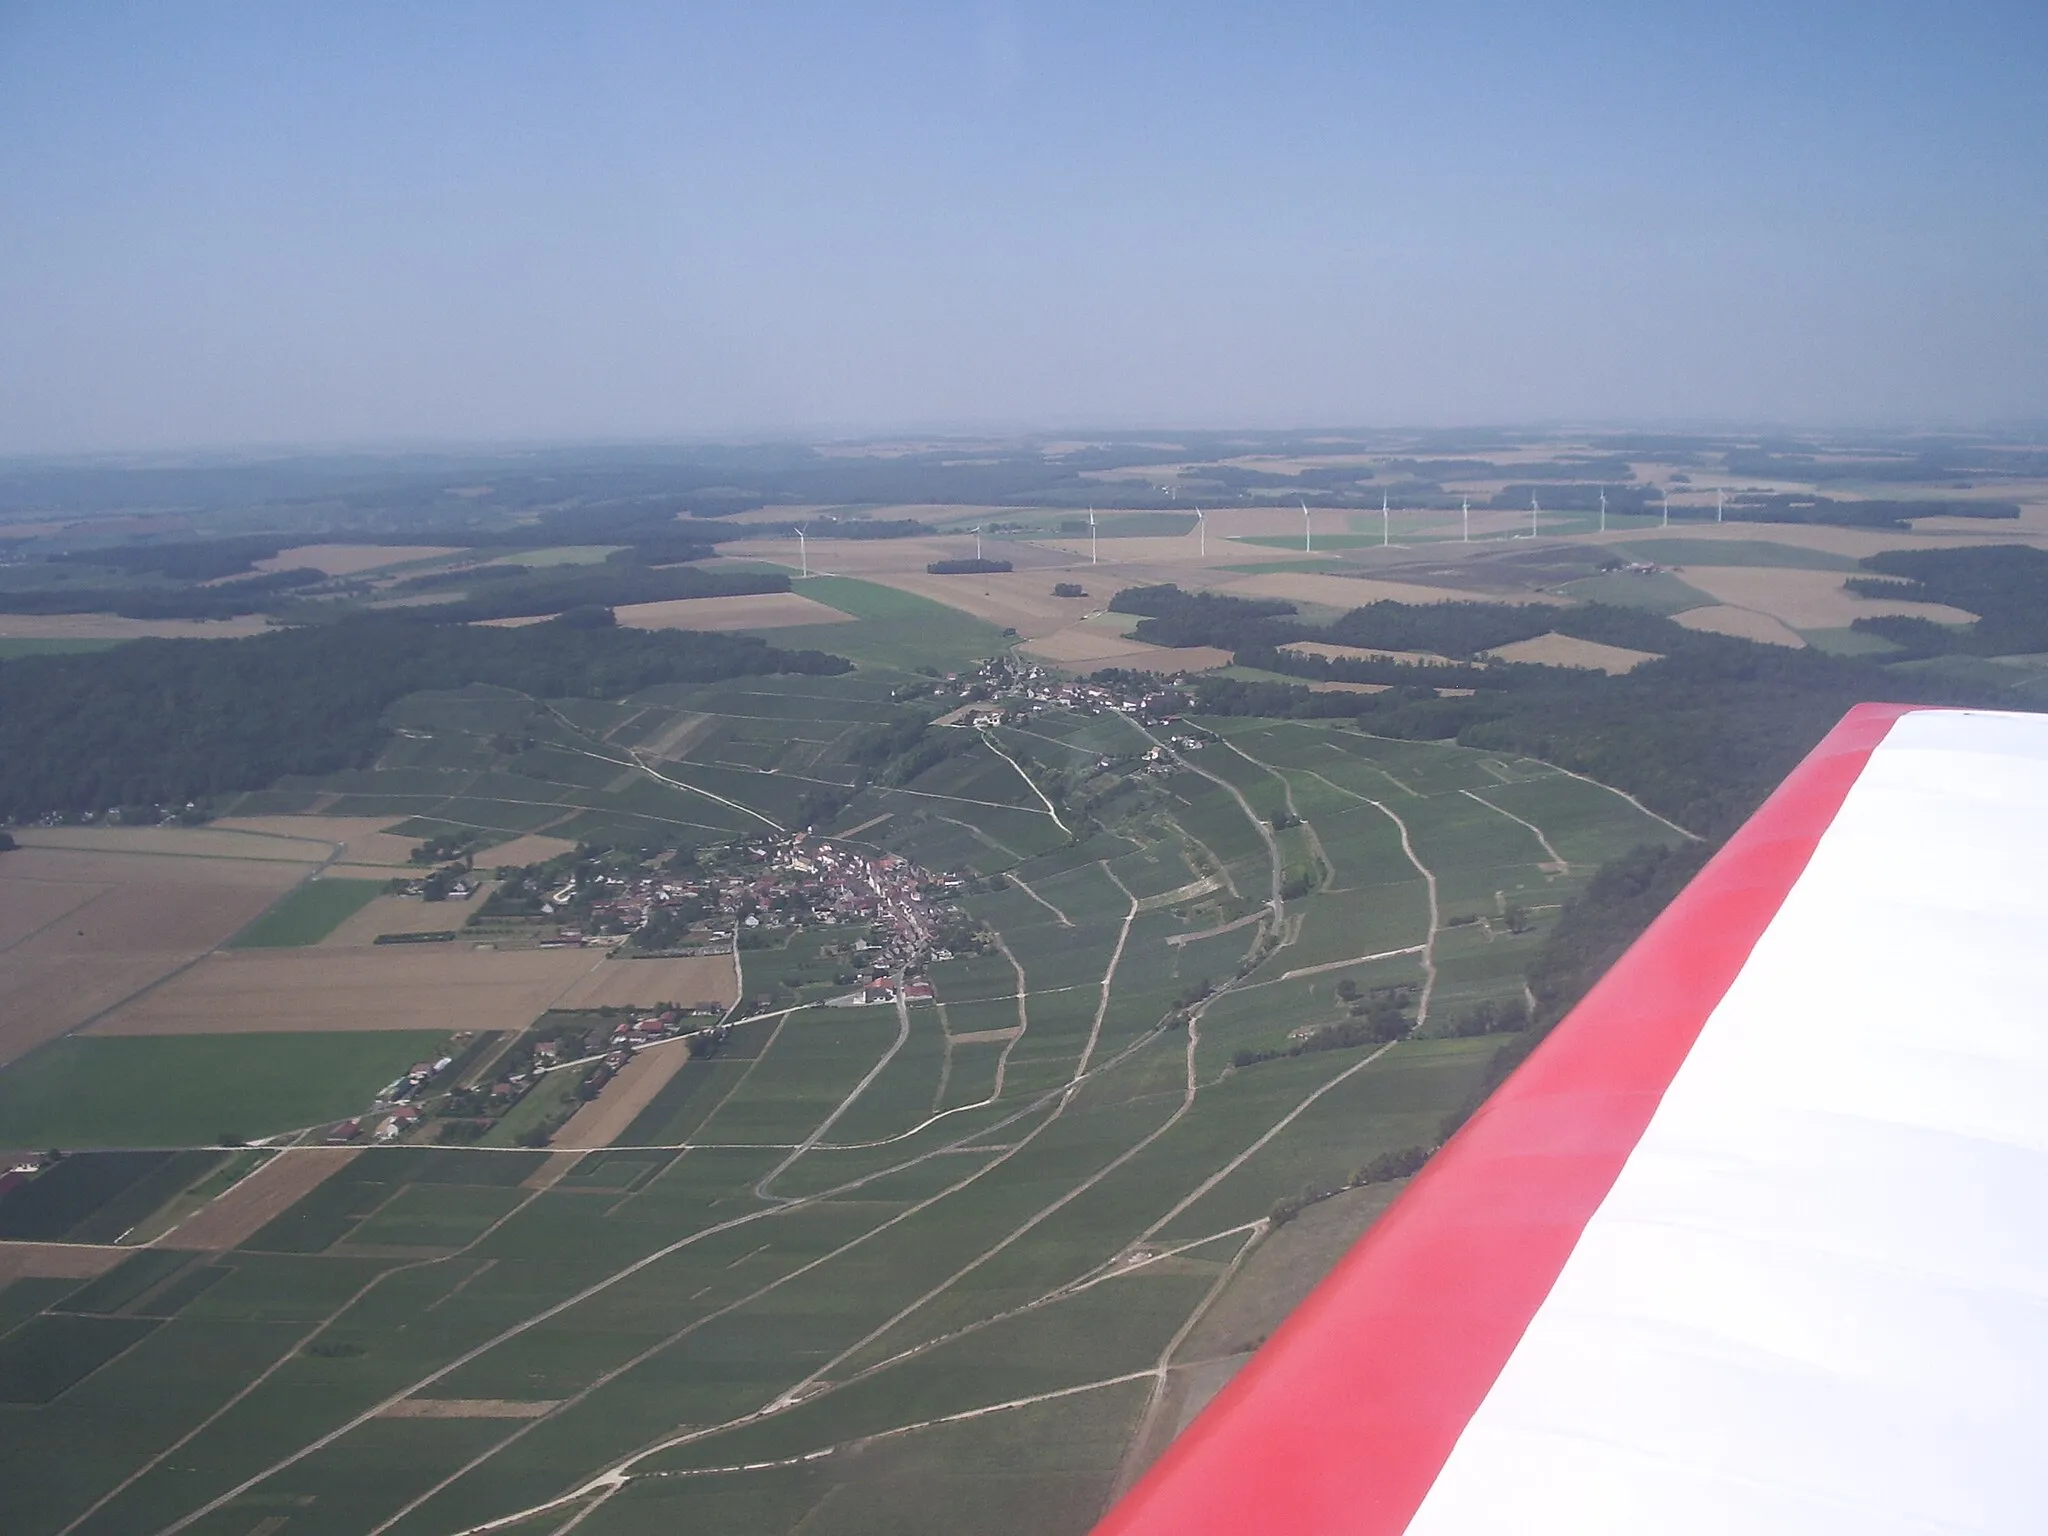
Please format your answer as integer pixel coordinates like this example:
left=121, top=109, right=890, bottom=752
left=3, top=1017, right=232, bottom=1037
left=0, top=703, right=1682, bottom=1536
left=0, top=1032, right=453, bottom=1148
left=1555, top=569, right=1716, bottom=613
left=225, top=877, right=388, bottom=947
left=757, top=574, right=1013, bottom=671
left=1611, top=537, right=1859, bottom=570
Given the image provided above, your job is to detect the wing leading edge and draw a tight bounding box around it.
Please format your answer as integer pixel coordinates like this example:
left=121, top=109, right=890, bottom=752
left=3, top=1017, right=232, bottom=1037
left=1094, top=703, right=2048, bottom=1536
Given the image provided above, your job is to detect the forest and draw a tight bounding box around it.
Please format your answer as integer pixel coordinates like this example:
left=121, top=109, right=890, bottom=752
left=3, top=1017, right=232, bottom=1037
left=0, top=614, right=849, bottom=819
left=1847, top=545, right=2048, bottom=655
left=1096, top=582, right=1991, bottom=839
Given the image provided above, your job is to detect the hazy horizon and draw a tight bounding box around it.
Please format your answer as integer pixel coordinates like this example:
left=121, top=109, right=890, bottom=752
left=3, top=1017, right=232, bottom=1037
left=4, top=2, right=2044, bottom=455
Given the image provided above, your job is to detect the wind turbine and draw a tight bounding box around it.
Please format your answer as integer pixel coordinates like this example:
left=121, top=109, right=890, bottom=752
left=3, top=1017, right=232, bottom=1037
left=1381, top=491, right=1390, bottom=548
left=1716, top=487, right=1725, bottom=524
left=1599, top=488, right=1608, bottom=534
left=1462, top=496, right=1470, bottom=544
left=1661, top=488, right=1671, bottom=528
left=794, top=526, right=809, bottom=579
left=1195, top=506, right=1206, bottom=557
left=1302, top=501, right=1313, bottom=554
left=1529, top=493, right=1540, bottom=538
left=972, top=524, right=983, bottom=563
left=1088, top=507, right=1098, bottom=566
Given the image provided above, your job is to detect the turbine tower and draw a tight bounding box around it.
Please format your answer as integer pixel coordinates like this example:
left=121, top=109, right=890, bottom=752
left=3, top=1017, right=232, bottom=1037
left=973, top=524, right=983, bottom=563
left=1599, top=488, right=1608, bottom=534
left=1302, top=501, right=1313, bottom=554
left=1382, top=491, right=1391, bottom=548
left=1195, top=506, right=1206, bottom=557
left=1088, top=507, right=1098, bottom=566
left=1662, top=488, right=1671, bottom=528
left=1529, top=493, right=1540, bottom=538
left=1462, top=496, right=1470, bottom=544
left=795, top=526, right=809, bottom=579
left=1717, top=487, right=1725, bottom=524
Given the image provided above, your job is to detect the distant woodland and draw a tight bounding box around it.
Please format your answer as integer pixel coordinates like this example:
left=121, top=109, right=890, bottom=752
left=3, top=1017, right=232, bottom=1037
left=1099, top=581, right=1997, bottom=839
left=0, top=615, right=849, bottom=819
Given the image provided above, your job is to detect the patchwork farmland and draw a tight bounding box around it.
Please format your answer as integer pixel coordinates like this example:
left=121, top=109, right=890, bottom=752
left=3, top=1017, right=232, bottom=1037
left=0, top=674, right=1679, bottom=1535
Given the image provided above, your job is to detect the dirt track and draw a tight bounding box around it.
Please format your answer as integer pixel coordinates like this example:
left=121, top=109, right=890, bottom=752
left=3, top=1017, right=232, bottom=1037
left=548, top=1044, right=696, bottom=1149
left=161, top=1148, right=361, bottom=1251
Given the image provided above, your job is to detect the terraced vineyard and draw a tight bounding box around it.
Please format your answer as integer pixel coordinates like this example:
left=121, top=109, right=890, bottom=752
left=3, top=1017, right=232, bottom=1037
left=2, top=682, right=1684, bottom=1536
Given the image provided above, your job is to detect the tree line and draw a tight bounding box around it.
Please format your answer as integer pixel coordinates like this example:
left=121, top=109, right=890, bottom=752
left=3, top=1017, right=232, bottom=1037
left=0, top=614, right=850, bottom=820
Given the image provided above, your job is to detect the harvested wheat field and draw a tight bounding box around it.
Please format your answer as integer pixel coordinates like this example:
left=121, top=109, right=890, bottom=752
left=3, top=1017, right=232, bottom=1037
left=1282, top=640, right=1455, bottom=666
left=1675, top=566, right=1978, bottom=629
left=1485, top=634, right=1662, bottom=673
left=320, top=888, right=496, bottom=947
left=1674, top=606, right=1807, bottom=647
left=1306, top=680, right=1390, bottom=694
left=1022, top=627, right=1232, bottom=673
left=549, top=1042, right=695, bottom=1149
left=161, top=1148, right=361, bottom=1251
left=1029, top=534, right=1223, bottom=568
left=1226, top=571, right=1562, bottom=610
left=553, top=953, right=735, bottom=1012
left=261, top=544, right=465, bottom=577
left=475, top=833, right=579, bottom=867
left=717, top=535, right=1000, bottom=575
left=859, top=569, right=1099, bottom=637
left=0, top=613, right=273, bottom=641
left=0, top=1242, right=130, bottom=1284
left=0, top=843, right=316, bottom=1066
left=613, top=591, right=853, bottom=632
left=209, top=815, right=422, bottom=866
left=84, top=946, right=605, bottom=1037
left=14, top=824, right=335, bottom=863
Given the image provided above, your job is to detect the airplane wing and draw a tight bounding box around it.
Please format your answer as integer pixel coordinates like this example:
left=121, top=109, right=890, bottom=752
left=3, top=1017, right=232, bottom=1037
left=1095, top=703, right=2047, bottom=1536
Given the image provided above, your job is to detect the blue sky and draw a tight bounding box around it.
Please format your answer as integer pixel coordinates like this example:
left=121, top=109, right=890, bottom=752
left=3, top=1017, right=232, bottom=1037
left=1, top=1, right=2043, bottom=451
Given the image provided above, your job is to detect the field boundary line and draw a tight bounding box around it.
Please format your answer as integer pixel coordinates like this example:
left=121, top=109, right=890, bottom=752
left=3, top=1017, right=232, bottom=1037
left=1526, top=759, right=1703, bottom=842
left=755, top=994, right=912, bottom=1199
left=1460, top=786, right=1570, bottom=870
left=976, top=725, right=1071, bottom=835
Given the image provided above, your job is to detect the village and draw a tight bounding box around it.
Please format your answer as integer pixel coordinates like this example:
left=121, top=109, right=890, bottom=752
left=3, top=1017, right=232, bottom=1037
left=915, top=656, right=1191, bottom=726
left=322, top=835, right=973, bottom=1148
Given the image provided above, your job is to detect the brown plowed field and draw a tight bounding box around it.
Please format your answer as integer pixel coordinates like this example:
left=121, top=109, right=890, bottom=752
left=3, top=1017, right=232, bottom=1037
left=549, top=1043, right=695, bottom=1149
left=84, top=946, right=605, bottom=1037
left=160, top=1148, right=360, bottom=1251
left=0, top=844, right=313, bottom=1066
left=613, top=591, right=853, bottom=631
left=552, top=954, right=734, bottom=1012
